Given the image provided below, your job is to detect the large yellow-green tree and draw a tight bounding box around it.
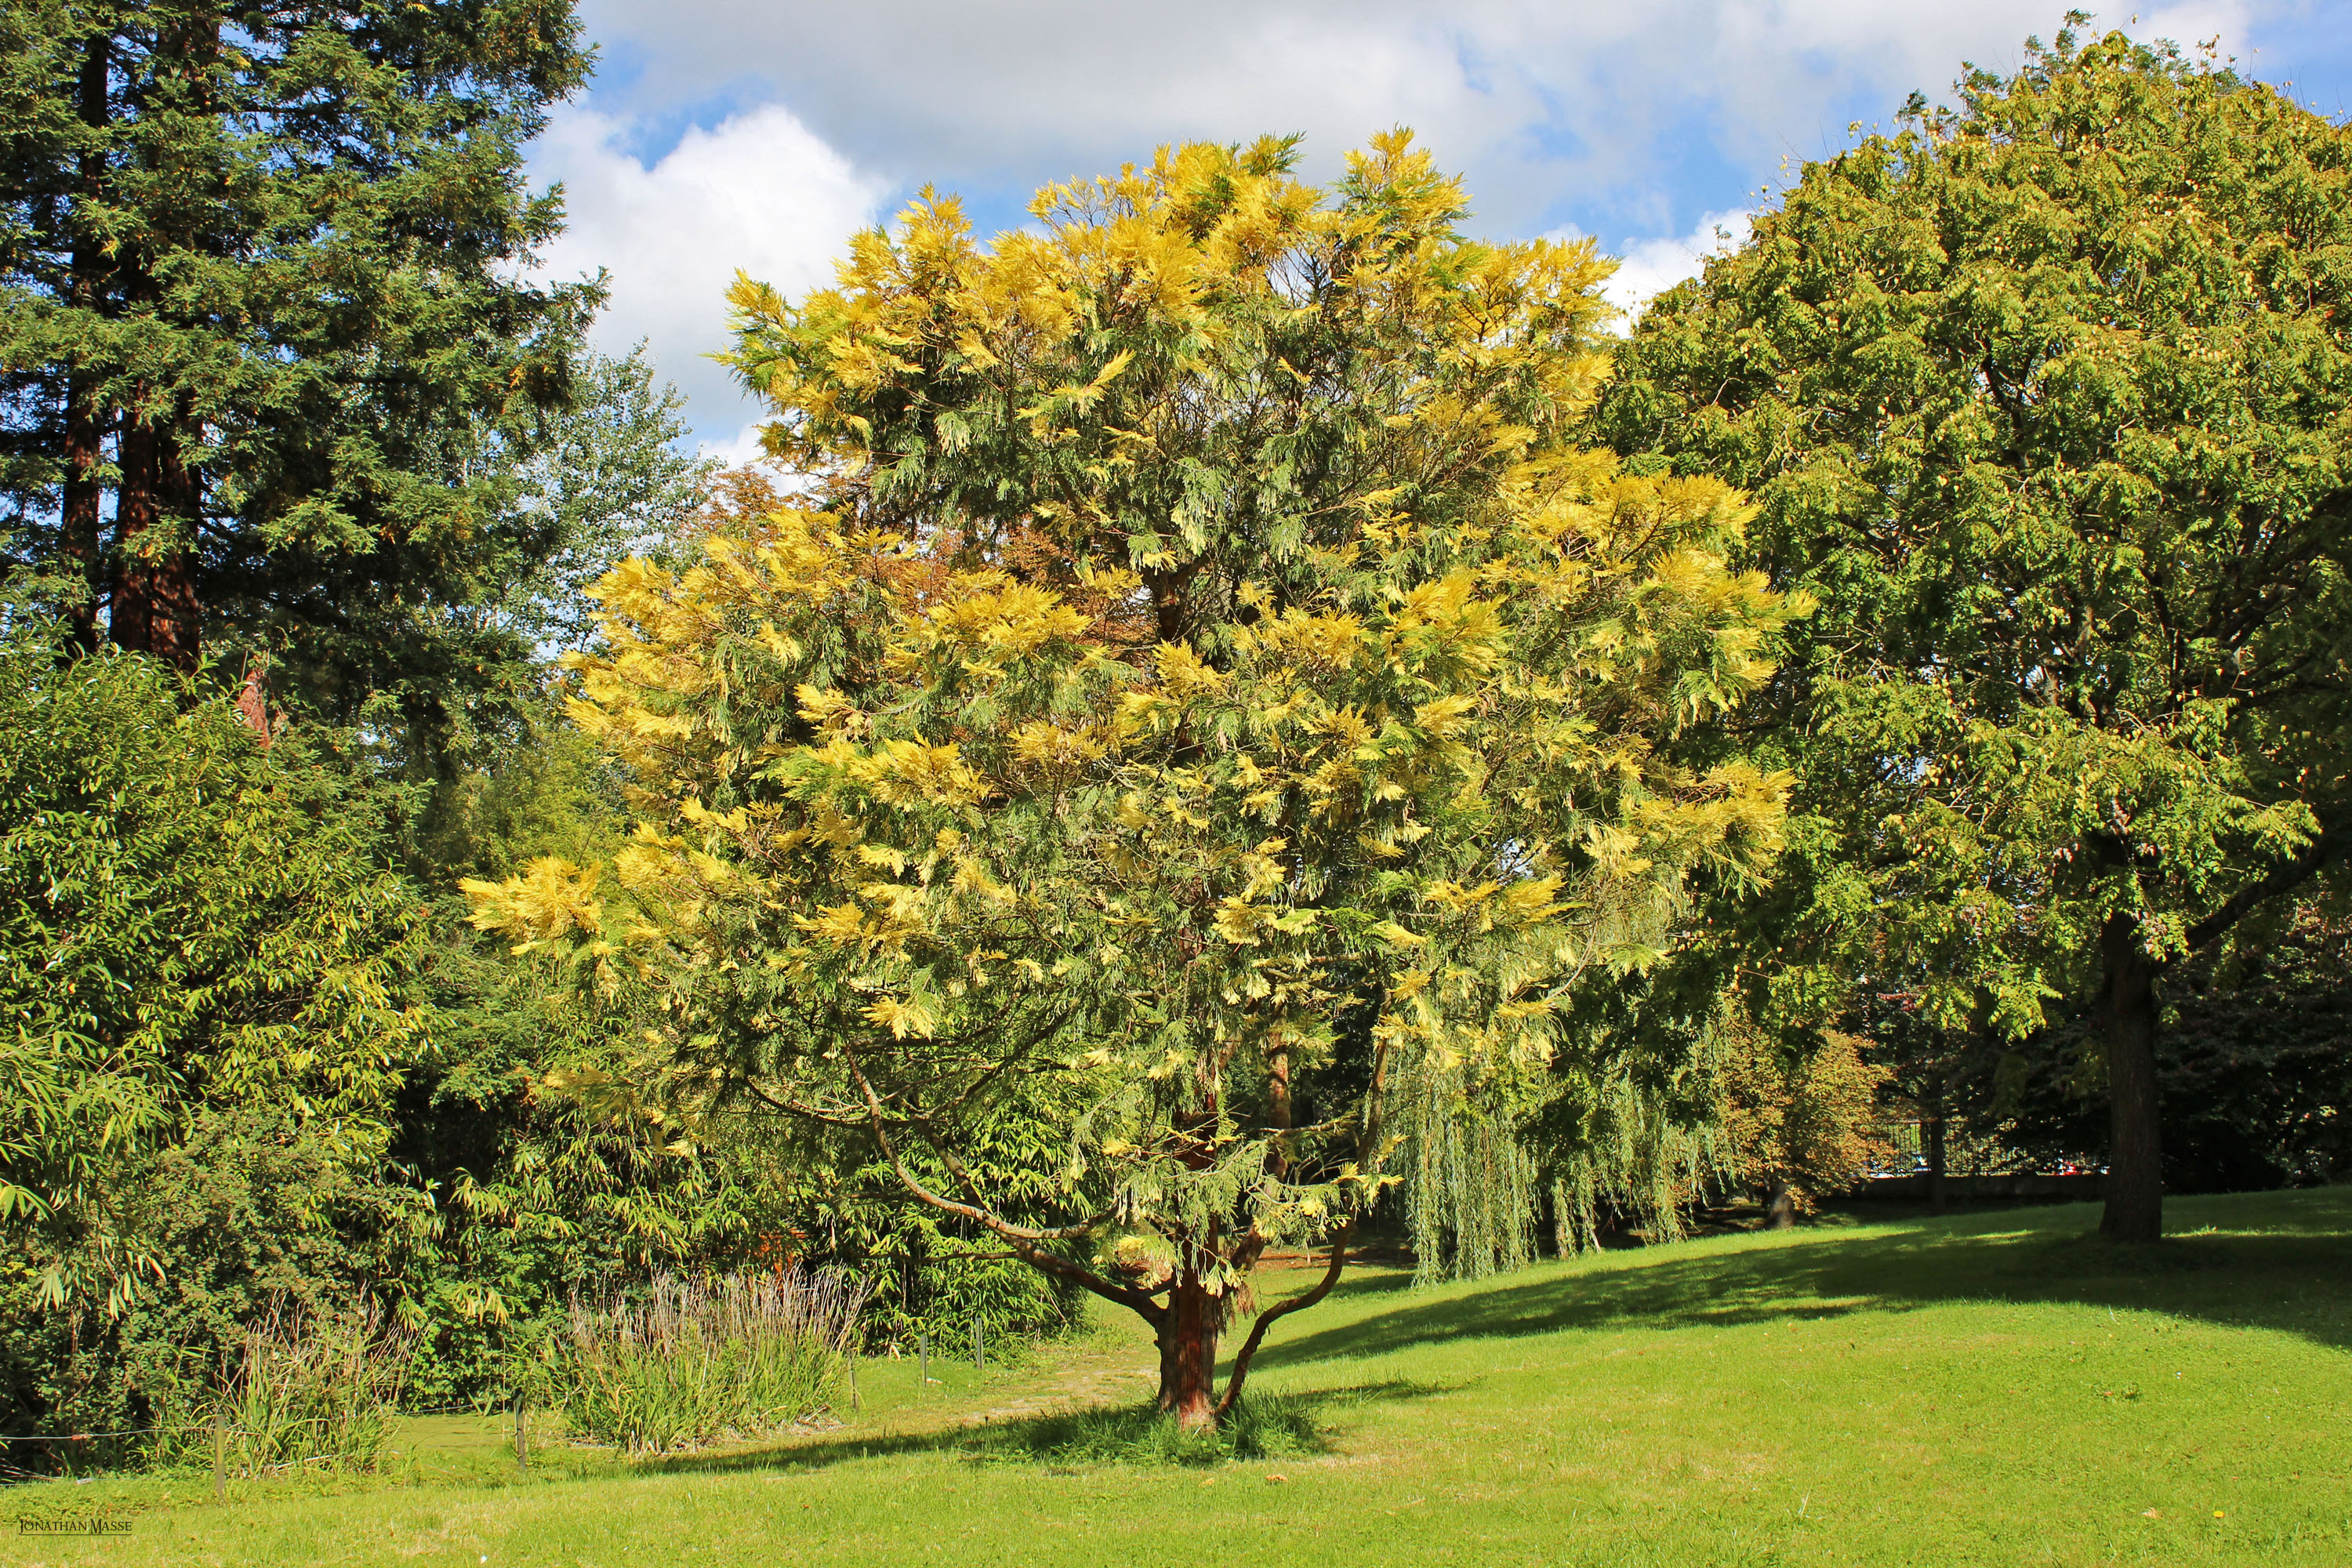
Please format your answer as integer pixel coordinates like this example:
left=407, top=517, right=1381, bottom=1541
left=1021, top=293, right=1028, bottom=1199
left=470, top=134, right=1798, bottom=1426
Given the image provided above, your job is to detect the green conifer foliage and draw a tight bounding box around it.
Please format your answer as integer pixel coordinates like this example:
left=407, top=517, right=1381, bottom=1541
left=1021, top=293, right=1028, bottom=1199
left=0, top=0, right=595, bottom=713
left=471, top=135, right=1799, bottom=1427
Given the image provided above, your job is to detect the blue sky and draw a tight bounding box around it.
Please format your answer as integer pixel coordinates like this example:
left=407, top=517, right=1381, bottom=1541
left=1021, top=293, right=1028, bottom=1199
left=526, top=1, right=2352, bottom=452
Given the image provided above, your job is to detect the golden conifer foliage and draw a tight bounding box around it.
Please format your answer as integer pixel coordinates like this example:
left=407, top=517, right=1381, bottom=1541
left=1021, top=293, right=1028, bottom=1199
left=468, top=132, right=1799, bottom=1425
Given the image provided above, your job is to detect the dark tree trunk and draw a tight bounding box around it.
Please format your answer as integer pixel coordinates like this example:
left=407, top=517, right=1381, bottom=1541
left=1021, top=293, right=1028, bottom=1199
left=2098, top=910, right=2164, bottom=1243
left=111, top=408, right=158, bottom=653
left=1923, top=1070, right=1948, bottom=1215
left=150, top=417, right=202, bottom=669
left=1152, top=1309, right=1180, bottom=1411
left=110, top=403, right=200, bottom=670
left=109, top=14, right=212, bottom=672
left=1762, top=1178, right=1795, bottom=1230
left=61, top=386, right=105, bottom=655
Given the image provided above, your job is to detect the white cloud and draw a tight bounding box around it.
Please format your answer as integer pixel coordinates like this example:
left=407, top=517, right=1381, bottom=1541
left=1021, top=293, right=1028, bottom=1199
left=693, top=419, right=774, bottom=470
left=530, top=101, right=887, bottom=430
left=571, top=0, right=2121, bottom=230
left=542, top=0, right=2284, bottom=436
left=1589, top=209, right=1755, bottom=328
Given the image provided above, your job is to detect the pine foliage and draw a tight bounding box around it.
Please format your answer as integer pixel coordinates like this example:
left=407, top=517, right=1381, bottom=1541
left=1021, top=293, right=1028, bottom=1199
left=0, top=0, right=595, bottom=718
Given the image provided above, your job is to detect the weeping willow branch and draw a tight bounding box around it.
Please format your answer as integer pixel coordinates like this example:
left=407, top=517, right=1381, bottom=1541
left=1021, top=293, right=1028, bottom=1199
left=1388, top=1056, right=1537, bottom=1286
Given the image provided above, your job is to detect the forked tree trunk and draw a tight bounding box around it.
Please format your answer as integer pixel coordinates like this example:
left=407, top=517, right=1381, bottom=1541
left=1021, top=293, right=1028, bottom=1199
left=2098, top=910, right=2164, bottom=1244
left=862, top=1046, right=1374, bottom=1437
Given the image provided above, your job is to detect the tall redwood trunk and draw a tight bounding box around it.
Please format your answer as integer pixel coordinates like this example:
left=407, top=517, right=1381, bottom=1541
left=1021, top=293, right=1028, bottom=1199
left=112, top=408, right=201, bottom=667
left=2098, top=910, right=2164, bottom=1243
left=1160, top=1268, right=1220, bottom=1431
left=150, top=415, right=201, bottom=669
left=109, top=11, right=211, bottom=672
left=61, top=387, right=105, bottom=655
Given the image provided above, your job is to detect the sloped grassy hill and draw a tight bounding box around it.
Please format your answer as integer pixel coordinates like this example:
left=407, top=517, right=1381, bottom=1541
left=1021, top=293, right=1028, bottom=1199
left=20, top=1190, right=2352, bottom=1567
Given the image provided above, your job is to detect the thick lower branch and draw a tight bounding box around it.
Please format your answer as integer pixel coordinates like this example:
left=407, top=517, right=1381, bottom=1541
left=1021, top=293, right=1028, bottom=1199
left=1214, top=1219, right=1353, bottom=1418
left=840, top=1042, right=1162, bottom=1319
left=2182, top=826, right=2338, bottom=954
left=1006, top=1240, right=1167, bottom=1326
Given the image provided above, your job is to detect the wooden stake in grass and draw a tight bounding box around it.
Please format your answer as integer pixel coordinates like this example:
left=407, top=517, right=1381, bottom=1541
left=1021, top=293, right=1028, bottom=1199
left=848, top=1351, right=860, bottom=1414
left=514, top=1393, right=528, bottom=1472
left=919, top=1332, right=928, bottom=1388
left=212, top=1406, right=226, bottom=1502
left=973, top=1316, right=983, bottom=1373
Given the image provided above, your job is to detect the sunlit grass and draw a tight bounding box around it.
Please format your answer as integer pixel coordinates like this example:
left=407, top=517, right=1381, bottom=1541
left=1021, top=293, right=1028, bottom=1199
left=13, top=1189, right=2351, bottom=1566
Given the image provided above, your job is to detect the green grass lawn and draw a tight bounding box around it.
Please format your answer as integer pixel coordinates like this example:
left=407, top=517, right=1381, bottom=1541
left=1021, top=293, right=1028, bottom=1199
left=10, top=1189, right=2351, bottom=1566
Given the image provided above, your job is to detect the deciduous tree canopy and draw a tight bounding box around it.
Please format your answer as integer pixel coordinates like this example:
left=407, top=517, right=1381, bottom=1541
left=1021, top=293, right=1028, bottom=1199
left=1601, top=23, right=2352, bottom=1241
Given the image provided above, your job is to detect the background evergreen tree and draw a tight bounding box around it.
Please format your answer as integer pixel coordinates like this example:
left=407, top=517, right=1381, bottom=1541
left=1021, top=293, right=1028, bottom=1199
left=0, top=0, right=595, bottom=744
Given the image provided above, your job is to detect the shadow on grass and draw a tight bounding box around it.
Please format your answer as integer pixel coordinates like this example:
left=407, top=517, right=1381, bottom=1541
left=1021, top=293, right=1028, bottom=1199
left=612, top=1191, right=2352, bottom=1479
left=1251, top=1188, right=2352, bottom=1374
left=631, top=1381, right=1454, bottom=1478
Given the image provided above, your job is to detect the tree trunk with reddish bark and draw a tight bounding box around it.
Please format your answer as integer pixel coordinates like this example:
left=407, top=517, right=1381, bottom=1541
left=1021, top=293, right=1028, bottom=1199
left=60, top=385, right=106, bottom=654
left=148, top=415, right=202, bottom=669
left=111, top=408, right=159, bottom=654
left=234, top=659, right=270, bottom=744
left=111, top=407, right=201, bottom=670
left=105, top=16, right=216, bottom=673
left=1159, top=1267, right=1221, bottom=1431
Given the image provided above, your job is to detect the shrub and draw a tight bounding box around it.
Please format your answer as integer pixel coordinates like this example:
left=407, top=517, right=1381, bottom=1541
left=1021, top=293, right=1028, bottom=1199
left=1, top=1109, right=426, bottom=1461
left=0, top=625, right=427, bottom=1314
